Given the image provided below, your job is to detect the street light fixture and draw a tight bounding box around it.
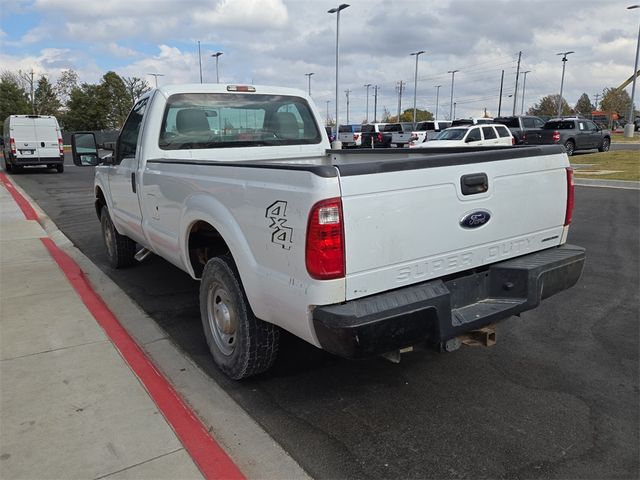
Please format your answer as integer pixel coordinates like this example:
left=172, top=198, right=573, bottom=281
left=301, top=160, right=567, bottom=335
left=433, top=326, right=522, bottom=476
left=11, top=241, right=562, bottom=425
left=556, top=51, right=574, bottom=117
left=448, top=70, right=459, bottom=120
left=410, top=50, right=425, bottom=125
left=520, top=70, right=531, bottom=115
left=328, top=3, right=349, bottom=148
left=211, top=52, right=223, bottom=84
left=305, top=72, right=315, bottom=96
left=147, top=73, right=164, bottom=87
left=434, top=85, right=441, bottom=120
left=625, top=5, right=640, bottom=137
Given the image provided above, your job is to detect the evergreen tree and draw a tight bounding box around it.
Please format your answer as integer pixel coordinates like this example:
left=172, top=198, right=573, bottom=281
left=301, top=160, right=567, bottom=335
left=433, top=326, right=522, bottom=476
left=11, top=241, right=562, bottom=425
left=34, top=76, right=61, bottom=116
left=574, top=93, right=594, bottom=117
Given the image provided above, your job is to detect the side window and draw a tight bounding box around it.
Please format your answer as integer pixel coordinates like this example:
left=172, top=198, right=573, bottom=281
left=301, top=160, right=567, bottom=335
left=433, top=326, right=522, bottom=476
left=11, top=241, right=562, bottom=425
left=466, top=128, right=481, bottom=142
left=117, top=98, right=148, bottom=164
left=522, top=118, right=535, bottom=128
left=534, top=118, right=545, bottom=128
left=496, top=126, right=511, bottom=138
left=578, top=122, right=585, bottom=131
left=586, top=121, right=598, bottom=131
left=482, top=126, right=497, bottom=139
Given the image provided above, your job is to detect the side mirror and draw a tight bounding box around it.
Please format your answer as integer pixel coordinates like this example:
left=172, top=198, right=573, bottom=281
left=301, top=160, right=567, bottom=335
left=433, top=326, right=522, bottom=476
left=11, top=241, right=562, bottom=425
left=71, top=132, right=100, bottom=166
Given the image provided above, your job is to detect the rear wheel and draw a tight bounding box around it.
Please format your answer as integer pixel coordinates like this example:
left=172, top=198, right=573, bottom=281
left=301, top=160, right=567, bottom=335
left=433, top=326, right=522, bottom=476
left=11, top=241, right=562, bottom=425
left=564, top=140, right=575, bottom=156
left=100, top=205, right=136, bottom=268
left=56, top=164, right=64, bottom=173
left=200, top=254, right=280, bottom=380
left=598, top=137, right=610, bottom=152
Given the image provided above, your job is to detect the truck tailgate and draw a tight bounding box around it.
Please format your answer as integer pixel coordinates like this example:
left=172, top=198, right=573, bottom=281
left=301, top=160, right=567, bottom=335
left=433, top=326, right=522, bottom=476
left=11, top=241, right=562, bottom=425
left=336, top=148, right=570, bottom=300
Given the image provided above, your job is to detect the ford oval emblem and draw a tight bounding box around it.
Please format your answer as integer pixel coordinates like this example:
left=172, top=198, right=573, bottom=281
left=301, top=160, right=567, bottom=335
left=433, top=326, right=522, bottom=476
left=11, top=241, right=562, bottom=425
left=460, top=210, right=491, bottom=229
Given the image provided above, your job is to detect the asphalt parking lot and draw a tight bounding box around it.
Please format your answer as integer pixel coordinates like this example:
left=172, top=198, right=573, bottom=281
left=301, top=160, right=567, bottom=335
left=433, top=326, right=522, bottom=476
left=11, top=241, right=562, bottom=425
left=8, top=155, right=640, bottom=480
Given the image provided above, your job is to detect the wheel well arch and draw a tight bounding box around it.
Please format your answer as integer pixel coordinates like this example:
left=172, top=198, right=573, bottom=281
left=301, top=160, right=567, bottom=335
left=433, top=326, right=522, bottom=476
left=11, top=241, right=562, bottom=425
left=187, top=220, right=231, bottom=278
left=95, top=186, right=106, bottom=220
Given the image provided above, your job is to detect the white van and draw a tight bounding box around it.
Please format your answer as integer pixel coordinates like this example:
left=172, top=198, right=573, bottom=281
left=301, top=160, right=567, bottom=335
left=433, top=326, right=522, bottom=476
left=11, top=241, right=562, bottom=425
left=2, top=115, right=65, bottom=173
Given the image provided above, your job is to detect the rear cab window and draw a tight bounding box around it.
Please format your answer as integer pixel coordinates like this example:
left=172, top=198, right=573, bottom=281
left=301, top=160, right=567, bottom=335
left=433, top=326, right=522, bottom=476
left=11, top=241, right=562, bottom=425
left=159, top=93, right=321, bottom=150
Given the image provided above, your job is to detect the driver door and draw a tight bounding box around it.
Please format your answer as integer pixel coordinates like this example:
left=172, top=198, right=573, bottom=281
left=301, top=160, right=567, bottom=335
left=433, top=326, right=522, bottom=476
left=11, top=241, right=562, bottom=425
left=108, top=97, right=148, bottom=243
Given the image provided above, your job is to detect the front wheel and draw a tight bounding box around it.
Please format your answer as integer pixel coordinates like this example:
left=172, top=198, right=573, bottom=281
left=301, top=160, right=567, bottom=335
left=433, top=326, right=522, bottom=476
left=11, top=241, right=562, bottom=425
left=598, top=137, right=610, bottom=152
left=564, top=140, right=575, bottom=156
left=100, top=205, right=136, bottom=268
left=200, top=255, right=279, bottom=380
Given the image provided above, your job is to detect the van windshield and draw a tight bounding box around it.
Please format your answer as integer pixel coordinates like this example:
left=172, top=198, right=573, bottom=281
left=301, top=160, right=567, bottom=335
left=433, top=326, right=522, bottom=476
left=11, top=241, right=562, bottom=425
left=159, top=93, right=322, bottom=150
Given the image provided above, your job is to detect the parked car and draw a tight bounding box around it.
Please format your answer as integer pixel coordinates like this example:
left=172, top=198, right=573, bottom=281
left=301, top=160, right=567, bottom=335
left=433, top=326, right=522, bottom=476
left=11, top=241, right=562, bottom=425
left=337, top=124, right=362, bottom=148
left=493, top=115, right=546, bottom=144
left=411, top=124, right=514, bottom=148
left=523, top=118, right=611, bottom=156
left=2, top=115, right=65, bottom=173
left=409, top=120, right=452, bottom=146
left=383, top=123, right=412, bottom=147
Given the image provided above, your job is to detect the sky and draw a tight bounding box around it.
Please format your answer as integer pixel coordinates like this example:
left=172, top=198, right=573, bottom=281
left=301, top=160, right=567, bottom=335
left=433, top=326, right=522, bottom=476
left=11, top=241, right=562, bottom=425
left=1, top=0, right=639, bottom=123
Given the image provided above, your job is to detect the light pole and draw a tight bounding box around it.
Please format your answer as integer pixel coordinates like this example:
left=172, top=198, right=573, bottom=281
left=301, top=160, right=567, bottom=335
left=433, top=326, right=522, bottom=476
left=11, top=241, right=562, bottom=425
left=211, top=52, right=223, bottom=83
left=625, top=4, right=640, bottom=137
left=328, top=3, right=349, bottom=148
left=448, top=70, right=459, bottom=120
left=198, top=41, right=203, bottom=83
left=434, top=85, right=441, bottom=119
left=556, top=51, right=574, bottom=117
left=147, top=73, right=164, bottom=87
left=364, top=83, right=372, bottom=122
left=453, top=102, right=457, bottom=120
left=305, top=72, right=315, bottom=96
left=520, top=70, right=531, bottom=115
left=410, top=50, right=425, bottom=126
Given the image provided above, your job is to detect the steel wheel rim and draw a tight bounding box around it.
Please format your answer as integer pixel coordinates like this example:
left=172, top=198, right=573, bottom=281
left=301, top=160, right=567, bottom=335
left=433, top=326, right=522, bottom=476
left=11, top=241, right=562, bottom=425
left=207, top=285, right=237, bottom=356
left=603, top=139, right=610, bottom=151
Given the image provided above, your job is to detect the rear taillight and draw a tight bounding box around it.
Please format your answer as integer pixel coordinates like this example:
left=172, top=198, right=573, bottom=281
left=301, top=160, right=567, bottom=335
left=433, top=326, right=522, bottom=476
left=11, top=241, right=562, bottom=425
left=552, top=131, right=560, bottom=143
left=58, top=137, right=64, bottom=155
left=564, top=167, right=574, bottom=226
left=376, top=132, right=383, bottom=142
left=9, top=137, right=16, bottom=155
left=511, top=136, right=515, bottom=145
left=410, top=133, right=418, bottom=141
left=353, top=133, right=359, bottom=141
left=306, top=198, right=345, bottom=280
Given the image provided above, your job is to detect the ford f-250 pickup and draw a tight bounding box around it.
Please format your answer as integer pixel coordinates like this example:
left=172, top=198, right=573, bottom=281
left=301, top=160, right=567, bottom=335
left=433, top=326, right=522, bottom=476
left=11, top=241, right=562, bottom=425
left=71, top=83, right=585, bottom=380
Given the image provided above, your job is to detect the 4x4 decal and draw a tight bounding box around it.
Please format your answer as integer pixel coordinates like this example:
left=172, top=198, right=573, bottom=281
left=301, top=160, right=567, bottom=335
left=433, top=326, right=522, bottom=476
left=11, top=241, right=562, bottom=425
left=266, top=201, right=293, bottom=250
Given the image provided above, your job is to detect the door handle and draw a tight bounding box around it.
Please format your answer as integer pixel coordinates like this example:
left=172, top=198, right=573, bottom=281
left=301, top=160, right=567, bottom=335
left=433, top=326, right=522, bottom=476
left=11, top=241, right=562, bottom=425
left=461, top=173, right=488, bottom=195
left=131, top=172, right=136, bottom=193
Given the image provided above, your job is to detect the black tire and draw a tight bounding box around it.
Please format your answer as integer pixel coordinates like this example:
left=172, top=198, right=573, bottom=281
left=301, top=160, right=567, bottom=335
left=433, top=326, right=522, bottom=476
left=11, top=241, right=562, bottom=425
left=200, top=254, right=279, bottom=380
left=100, top=205, right=136, bottom=268
left=564, top=140, right=575, bottom=156
left=598, top=137, right=610, bottom=152
left=56, top=163, right=64, bottom=173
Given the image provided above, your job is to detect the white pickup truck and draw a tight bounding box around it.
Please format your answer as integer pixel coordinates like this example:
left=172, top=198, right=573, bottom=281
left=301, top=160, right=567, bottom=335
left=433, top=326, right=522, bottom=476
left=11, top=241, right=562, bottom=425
left=71, top=84, right=585, bottom=380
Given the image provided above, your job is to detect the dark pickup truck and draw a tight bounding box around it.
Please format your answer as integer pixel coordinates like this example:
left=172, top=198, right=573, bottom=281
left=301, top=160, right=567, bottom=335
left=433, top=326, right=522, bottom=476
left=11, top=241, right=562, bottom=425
left=523, top=118, right=611, bottom=156
left=494, top=115, right=546, bottom=144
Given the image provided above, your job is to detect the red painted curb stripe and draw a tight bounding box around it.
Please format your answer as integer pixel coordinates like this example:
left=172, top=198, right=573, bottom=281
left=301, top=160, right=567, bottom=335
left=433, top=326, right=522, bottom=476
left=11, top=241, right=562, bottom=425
left=0, top=173, right=245, bottom=480
left=0, top=173, right=39, bottom=220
